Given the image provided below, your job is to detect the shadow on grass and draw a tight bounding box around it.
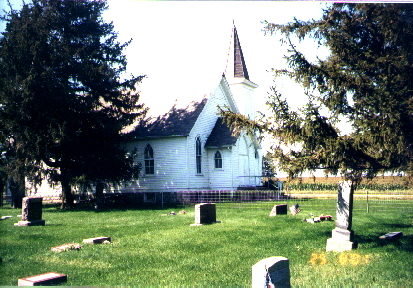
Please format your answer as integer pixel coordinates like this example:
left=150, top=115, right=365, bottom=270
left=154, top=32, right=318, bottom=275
left=355, top=234, right=413, bottom=252
left=45, top=203, right=188, bottom=213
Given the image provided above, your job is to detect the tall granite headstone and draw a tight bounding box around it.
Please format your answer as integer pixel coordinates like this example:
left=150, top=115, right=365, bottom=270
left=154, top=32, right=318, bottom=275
left=252, top=257, right=290, bottom=287
left=15, top=197, right=45, bottom=226
left=326, top=181, right=356, bottom=252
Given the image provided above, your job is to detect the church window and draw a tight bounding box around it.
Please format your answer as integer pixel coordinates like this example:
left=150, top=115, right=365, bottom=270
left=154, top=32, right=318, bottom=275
left=144, top=144, right=154, bottom=175
left=196, top=137, right=202, bottom=174
left=214, top=151, right=222, bottom=169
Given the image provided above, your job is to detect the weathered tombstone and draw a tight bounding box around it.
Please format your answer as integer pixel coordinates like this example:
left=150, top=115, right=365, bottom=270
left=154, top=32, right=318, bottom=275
left=252, top=257, right=290, bottom=287
left=289, top=204, right=301, bottom=216
left=326, top=181, right=356, bottom=252
left=15, top=197, right=45, bottom=226
left=18, top=272, right=67, bottom=286
left=190, top=203, right=219, bottom=226
left=83, top=236, right=111, bottom=244
left=269, top=204, right=287, bottom=216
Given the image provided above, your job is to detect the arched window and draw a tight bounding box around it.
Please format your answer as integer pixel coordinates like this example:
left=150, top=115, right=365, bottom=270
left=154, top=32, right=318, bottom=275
left=196, top=137, right=202, bottom=174
left=144, top=144, right=154, bottom=175
left=214, top=151, right=222, bottom=169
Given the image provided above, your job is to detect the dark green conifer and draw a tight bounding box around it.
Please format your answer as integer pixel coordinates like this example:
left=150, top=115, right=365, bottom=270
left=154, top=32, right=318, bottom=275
left=222, top=3, right=413, bottom=183
left=0, top=0, right=147, bottom=208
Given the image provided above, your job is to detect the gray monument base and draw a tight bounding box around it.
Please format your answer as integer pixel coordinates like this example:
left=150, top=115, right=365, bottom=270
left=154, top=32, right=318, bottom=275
left=14, top=220, right=45, bottom=226
left=331, top=227, right=354, bottom=242
left=326, top=238, right=356, bottom=252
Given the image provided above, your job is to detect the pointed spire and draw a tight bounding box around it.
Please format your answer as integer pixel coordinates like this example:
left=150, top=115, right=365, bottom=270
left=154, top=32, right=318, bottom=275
left=233, top=26, right=250, bottom=80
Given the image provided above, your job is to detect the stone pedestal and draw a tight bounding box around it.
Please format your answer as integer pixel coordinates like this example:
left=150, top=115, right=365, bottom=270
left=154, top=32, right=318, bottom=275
left=15, top=197, right=45, bottom=226
left=326, top=181, right=357, bottom=252
left=252, top=257, right=290, bottom=287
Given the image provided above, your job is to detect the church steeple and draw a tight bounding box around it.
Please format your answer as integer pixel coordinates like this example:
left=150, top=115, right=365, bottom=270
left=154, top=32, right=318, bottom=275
left=233, top=26, right=250, bottom=80
left=224, top=24, right=258, bottom=120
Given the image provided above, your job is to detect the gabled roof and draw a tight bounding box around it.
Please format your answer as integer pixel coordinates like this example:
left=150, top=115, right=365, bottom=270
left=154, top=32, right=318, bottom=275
left=130, top=98, right=207, bottom=139
left=205, top=117, right=238, bottom=148
left=233, top=26, right=250, bottom=80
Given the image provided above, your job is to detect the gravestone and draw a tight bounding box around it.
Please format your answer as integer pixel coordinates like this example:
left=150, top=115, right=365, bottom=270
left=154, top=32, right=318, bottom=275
left=379, top=231, right=403, bottom=240
left=190, top=203, right=219, bottom=226
left=252, top=256, right=290, bottom=287
left=18, top=272, right=67, bottom=286
left=269, top=204, right=287, bottom=216
left=326, top=181, right=357, bottom=252
left=51, top=243, right=81, bottom=252
left=15, top=197, right=45, bottom=226
left=83, top=236, right=111, bottom=244
left=289, top=204, right=301, bottom=215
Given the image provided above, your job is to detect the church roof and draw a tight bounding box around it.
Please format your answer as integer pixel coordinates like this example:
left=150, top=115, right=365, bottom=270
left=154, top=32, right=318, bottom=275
left=130, top=98, right=207, bottom=139
left=205, top=117, right=238, bottom=148
left=233, top=26, right=249, bottom=80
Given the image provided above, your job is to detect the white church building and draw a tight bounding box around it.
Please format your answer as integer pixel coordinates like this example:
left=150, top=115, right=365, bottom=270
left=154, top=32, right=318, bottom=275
left=22, top=26, right=264, bottom=203
left=119, top=26, right=263, bottom=195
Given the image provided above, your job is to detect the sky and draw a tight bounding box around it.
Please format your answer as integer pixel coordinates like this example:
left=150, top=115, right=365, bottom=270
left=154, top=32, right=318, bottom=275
left=103, top=1, right=330, bottom=117
left=1, top=0, right=332, bottom=176
left=1, top=0, right=330, bottom=118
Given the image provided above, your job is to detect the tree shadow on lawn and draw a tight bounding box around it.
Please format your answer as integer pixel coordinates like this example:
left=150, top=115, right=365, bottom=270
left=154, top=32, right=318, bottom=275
left=355, top=233, right=413, bottom=252
left=45, top=203, right=187, bottom=213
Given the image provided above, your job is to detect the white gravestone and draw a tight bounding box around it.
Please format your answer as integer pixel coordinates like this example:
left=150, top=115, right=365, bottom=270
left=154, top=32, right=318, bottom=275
left=252, top=257, right=290, bottom=287
left=326, top=181, right=357, bottom=252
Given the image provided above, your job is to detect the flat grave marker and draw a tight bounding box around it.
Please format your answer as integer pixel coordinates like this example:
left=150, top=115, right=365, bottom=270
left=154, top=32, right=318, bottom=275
left=269, top=204, right=287, bottom=216
left=51, top=243, right=81, bottom=253
left=379, top=232, right=403, bottom=240
left=252, top=256, right=290, bottom=287
left=18, top=272, right=67, bottom=286
left=83, top=236, right=111, bottom=244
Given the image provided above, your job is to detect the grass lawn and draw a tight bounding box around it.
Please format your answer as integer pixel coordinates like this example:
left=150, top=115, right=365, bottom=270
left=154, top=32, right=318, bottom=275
left=1, top=200, right=412, bottom=286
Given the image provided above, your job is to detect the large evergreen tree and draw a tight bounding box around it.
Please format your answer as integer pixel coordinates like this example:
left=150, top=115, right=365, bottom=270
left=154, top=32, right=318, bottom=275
left=222, top=3, right=413, bottom=183
left=0, top=0, right=147, bottom=208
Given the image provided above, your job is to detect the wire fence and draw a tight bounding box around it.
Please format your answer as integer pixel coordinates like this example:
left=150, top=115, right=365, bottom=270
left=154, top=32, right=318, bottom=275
left=176, top=189, right=413, bottom=215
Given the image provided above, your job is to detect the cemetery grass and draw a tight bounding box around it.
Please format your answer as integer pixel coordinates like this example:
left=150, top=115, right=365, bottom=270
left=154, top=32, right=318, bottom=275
left=1, top=200, right=413, bottom=286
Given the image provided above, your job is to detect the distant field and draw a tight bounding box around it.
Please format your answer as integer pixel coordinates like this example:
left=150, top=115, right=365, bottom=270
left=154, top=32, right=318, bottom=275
left=278, top=176, right=410, bottom=185
left=278, top=176, right=413, bottom=193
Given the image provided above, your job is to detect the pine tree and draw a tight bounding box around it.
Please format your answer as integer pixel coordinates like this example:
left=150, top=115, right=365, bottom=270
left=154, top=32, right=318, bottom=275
left=222, top=3, right=413, bottom=183
left=0, top=0, right=147, bottom=208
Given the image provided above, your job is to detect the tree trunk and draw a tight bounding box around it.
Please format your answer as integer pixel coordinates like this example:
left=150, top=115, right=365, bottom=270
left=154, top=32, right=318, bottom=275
left=9, top=175, right=25, bottom=209
left=60, top=169, right=75, bottom=209
left=94, top=182, right=104, bottom=210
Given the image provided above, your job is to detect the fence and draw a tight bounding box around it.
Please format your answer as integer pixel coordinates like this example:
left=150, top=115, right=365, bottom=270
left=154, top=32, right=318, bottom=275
left=175, top=189, right=413, bottom=216
left=2, top=187, right=412, bottom=216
